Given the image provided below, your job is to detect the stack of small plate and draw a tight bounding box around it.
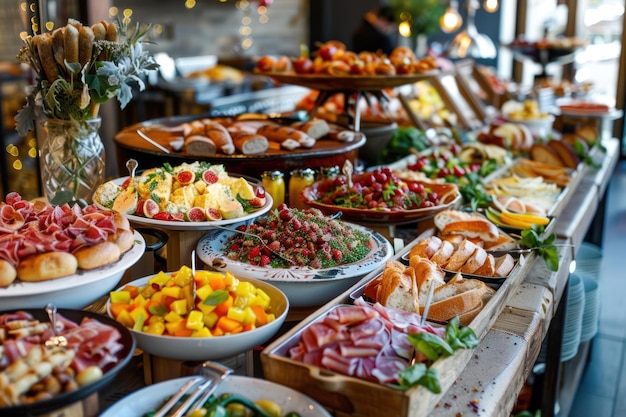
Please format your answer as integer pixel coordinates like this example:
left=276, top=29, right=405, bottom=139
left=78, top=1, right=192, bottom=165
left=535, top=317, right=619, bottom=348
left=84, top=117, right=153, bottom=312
left=580, top=274, right=600, bottom=342
left=561, top=273, right=585, bottom=362
left=575, top=243, right=602, bottom=281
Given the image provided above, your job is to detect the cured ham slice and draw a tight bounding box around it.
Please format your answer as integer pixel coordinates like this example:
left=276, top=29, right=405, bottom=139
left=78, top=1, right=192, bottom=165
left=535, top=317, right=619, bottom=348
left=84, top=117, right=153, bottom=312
left=0, top=192, right=120, bottom=269
left=289, top=298, right=445, bottom=384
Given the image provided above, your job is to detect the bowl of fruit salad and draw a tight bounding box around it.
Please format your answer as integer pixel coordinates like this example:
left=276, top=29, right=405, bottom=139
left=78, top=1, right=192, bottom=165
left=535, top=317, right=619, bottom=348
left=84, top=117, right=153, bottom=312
left=196, top=205, right=394, bottom=307
left=106, top=265, right=288, bottom=361
left=300, top=167, right=461, bottom=224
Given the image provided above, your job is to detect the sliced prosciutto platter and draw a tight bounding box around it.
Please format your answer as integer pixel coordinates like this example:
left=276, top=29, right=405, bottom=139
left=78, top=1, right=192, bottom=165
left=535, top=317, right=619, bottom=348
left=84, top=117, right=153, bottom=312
left=0, top=193, right=144, bottom=310
left=261, top=222, right=535, bottom=417
left=0, top=308, right=135, bottom=415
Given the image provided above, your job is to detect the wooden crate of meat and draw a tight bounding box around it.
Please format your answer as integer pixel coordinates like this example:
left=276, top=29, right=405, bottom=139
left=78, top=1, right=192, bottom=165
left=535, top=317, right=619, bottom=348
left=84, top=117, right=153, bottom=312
left=261, top=228, right=536, bottom=417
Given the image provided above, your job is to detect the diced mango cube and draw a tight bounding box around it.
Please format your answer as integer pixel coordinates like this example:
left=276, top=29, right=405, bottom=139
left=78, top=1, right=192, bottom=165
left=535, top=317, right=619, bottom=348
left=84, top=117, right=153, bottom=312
left=242, top=306, right=256, bottom=325
left=109, top=290, right=131, bottom=304
left=197, top=302, right=216, bottom=315
left=148, top=271, right=171, bottom=289
left=196, top=284, right=213, bottom=301
left=251, top=288, right=270, bottom=309
left=145, top=321, right=165, bottom=335
left=165, top=319, right=187, bottom=335
left=173, top=266, right=193, bottom=287
left=226, top=307, right=245, bottom=323
left=192, top=327, right=212, bottom=337
left=203, top=311, right=219, bottom=329
left=164, top=311, right=183, bottom=323
left=236, top=281, right=255, bottom=297
left=116, top=309, right=134, bottom=328
left=130, top=306, right=149, bottom=323
left=186, top=310, right=204, bottom=330
left=161, top=286, right=182, bottom=299
left=170, top=299, right=188, bottom=315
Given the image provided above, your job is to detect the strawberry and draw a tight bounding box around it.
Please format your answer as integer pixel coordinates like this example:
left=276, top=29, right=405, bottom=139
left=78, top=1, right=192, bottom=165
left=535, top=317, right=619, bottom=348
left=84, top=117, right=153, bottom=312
left=248, top=247, right=261, bottom=259
left=259, top=255, right=271, bottom=267
left=332, top=249, right=342, bottom=261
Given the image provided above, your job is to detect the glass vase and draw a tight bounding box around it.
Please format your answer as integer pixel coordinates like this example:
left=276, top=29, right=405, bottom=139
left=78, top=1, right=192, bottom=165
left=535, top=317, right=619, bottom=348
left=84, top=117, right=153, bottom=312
left=39, top=118, right=105, bottom=205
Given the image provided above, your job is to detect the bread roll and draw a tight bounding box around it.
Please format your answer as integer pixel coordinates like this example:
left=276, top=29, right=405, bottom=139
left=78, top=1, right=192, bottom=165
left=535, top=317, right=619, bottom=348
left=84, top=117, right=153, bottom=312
left=109, top=228, right=135, bottom=254
left=291, top=119, right=330, bottom=139
left=231, top=132, right=269, bottom=155
left=441, top=220, right=499, bottom=243
left=423, top=275, right=492, bottom=322
left=17, top=252, right=78, bottom=282
left=409, top=255, right=445, bottom=306
left=185, top=135, right=217, bottom=156
left=257, top=124, right=311, bottom=144
left=0, top=260, right=17, bottom=287
left=91, top=22, right=106, bottom=41
left=203, top=121, right=235, bottom=155
left=74, top=241, right=121, bottom=270
left=529, top=143, right=564, bottom=167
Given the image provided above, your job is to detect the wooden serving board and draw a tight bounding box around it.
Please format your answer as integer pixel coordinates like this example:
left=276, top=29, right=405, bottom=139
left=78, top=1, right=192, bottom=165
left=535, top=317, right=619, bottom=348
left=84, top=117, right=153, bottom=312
left=261, top=230, right=535, bottom=417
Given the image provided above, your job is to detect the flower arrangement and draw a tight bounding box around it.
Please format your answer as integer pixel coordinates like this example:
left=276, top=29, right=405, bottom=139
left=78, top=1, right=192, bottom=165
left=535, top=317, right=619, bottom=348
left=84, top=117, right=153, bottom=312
left=13, top=16, right=158, bottom=205
left=15, top=16, right=159, bottom=136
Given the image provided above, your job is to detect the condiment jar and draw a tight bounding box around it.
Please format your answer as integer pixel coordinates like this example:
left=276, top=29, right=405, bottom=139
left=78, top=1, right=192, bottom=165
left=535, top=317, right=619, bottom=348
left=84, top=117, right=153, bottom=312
left=289, top=168, right=315, bottom=210
left=261, top=170, right=285, bottom=210
left=318, top=165, right=340, bottom=181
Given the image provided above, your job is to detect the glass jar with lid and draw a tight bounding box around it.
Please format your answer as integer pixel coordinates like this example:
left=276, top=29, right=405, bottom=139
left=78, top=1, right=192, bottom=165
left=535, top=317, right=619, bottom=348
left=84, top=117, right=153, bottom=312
left=261, top=170, right=285, bottom=210
left=289, top=168, right=316, bottom=210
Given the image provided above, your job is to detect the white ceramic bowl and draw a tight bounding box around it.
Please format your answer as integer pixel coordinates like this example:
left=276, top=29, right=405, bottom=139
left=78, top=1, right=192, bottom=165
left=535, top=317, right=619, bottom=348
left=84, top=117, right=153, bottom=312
left=0, top=230, right=145, bottom=310
left=196, top=223, right=394, bottom=308
left=100, top=375, right=332, bottom=417
left=106, top=274, right=289, bottom=361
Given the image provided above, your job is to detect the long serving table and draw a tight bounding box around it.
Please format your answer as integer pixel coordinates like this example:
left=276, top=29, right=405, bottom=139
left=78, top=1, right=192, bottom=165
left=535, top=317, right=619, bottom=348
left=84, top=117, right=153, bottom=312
left=92, top=139, right=620, bottom=417
left=428, top=138, right=620, bottom=417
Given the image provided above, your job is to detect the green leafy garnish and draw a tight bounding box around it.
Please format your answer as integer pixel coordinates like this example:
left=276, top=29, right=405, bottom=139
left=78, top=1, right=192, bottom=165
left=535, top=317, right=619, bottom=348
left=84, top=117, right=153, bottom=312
left=518, top=225, right=559, bottom=271
left=398, top=317, right=478, bottom=393
left=202, top=289, right=229, bottom=306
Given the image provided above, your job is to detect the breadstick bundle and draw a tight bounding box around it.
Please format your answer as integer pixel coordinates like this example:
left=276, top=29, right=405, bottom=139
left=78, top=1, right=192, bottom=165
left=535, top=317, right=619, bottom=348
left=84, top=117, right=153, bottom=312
left=29, top=18, right=119, bottom=85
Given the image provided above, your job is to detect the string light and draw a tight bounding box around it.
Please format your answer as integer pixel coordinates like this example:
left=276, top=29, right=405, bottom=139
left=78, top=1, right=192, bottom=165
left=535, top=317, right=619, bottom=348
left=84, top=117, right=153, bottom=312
left=440, top=1, right=463, bottom=34
left=484, top=0, right=499, bottom=13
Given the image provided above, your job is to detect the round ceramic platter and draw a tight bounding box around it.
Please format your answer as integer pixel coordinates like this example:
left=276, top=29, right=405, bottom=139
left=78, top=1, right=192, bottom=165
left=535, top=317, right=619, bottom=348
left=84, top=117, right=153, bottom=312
left=0, top=308, right=135, bottom=416
left=0, top=230, right=145, bottom=310
left=95, top=176, right=272, bottom=231
left=101, top=375, right=332, bottom=417
left=196, top=222, right=394, bottom=307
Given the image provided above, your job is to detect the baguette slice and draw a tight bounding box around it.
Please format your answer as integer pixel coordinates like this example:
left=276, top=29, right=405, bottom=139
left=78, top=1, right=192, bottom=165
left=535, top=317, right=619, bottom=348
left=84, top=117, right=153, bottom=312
left=529, top=143, right=564, bottom=167
left=430, top=240, right=455, bottom=266
left=409, top=255, right=446, bottom=306
left=445, top=239, right=478, bottom=272
left=547, top=140, right=580, bottom=169
left=409, top=236, right=442, bottom=262
left=494, top=254, right=515, bottom=277
left=441, top=220, right=499, bottom=243
left=460, top=246, right=488, bottom=274
left=422, top=275, right=488, bottom=322
left=473, top=253, right=496, bottom=277
left=377, top=261, right=419, bottom=313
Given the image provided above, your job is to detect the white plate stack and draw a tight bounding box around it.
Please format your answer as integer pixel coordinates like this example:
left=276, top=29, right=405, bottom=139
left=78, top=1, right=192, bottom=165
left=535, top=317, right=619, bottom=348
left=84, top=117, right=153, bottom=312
left=575, top=243, right=603, bottom=281
left=561, top=273, right=585, bottom=362
left=580, top=274, right=600, bottom=342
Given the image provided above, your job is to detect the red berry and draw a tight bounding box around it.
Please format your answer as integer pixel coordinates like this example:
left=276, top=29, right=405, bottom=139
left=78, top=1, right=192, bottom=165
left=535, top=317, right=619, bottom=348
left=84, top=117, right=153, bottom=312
left=332, top=249, right=342, bottom=261
left=259, top=255, right=271, bottom=266
left=249, top=247, right=261, bottom=259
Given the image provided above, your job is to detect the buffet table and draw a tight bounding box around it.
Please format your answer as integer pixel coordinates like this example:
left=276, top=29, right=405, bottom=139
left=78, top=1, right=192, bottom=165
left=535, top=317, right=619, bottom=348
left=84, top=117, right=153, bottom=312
left=88, top=138, right=619, bottom=417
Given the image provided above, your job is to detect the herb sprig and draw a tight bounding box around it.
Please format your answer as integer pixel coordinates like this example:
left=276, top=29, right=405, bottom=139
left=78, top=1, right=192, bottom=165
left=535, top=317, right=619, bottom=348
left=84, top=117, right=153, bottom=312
left=518, top=225, right=560, bottom=271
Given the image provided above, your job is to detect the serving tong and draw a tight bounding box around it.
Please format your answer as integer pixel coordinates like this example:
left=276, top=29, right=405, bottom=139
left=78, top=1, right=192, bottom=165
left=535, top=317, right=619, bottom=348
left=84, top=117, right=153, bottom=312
left=486, top=243, right=574, bottom=258
left=45, top=303, right=67, bottom=348
left=153, top=361, right=233, bottom=417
